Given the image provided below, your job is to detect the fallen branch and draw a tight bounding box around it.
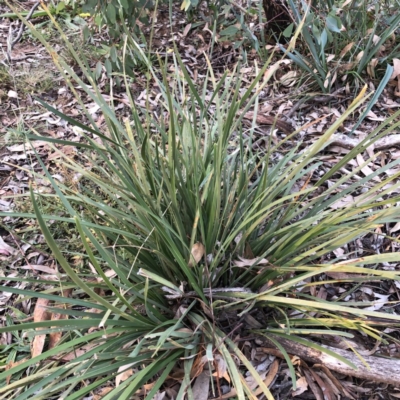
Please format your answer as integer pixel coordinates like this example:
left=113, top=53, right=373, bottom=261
left=263, top=335, right=400, bottom=387
left=329, top=134, right=400, bottom=151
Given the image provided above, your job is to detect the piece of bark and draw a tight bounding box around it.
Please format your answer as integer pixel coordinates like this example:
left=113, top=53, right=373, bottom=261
left=263, top=335, right=400, bottom=387
left=329, top=134, right=400, bottom=151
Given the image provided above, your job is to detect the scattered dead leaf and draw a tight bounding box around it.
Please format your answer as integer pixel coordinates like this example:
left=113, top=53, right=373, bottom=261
left=48, top=311, right=68, bottom=349
left=192, top=371, right=210, bottom=400
left=188, top=242, right=205, bottom=267
left=292, top=376, right=308, bottom=397
left=212, top=354, right=230, bottom=383
left=0, top=236, right=17, bottom=256
left=6, top=357, right=28, bottom=384
left=116, top=363, right=135, bottom=387
left=31, top=298, right=51, bottom=358
left=339, top=42, right=354, bottom=58
left=93, top=387, right=113, bottom=399
left=233, top=256, right=269, bottom=268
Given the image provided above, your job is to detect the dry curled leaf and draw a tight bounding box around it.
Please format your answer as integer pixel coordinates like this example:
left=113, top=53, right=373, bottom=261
left=188, top=242, right=205, bottom=267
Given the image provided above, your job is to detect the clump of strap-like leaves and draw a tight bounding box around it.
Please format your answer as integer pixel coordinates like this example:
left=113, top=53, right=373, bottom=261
left=3, top=22, right=400, bottom=400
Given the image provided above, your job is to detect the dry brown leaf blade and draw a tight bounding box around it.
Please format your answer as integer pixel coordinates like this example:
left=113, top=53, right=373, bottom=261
left=308, top=368, right=334, bottom=400
left=303, top=368, right=324, bottom=400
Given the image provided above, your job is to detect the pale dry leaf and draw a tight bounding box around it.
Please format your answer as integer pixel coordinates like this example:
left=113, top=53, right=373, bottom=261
left=31, top=334, right=46, bottom=359
left=48, top=311, right=68, bottom=349
left=0, top=236, right=18, bottom=256
left=8, top=90, right=18, bottom=98
left=333, top=248, right=345, bottom=257
left=183, top=23, right=192, bottom=37
left=153, top=392, right=166, bottom=400
left=264, top=359, right=279, bottom=387
left=367, top=58, right=379, bottom=77
left=192, top=371, right=210, bottom=400
left=93, top=387, right=113, bottom=399
left=7, top=141, right=48, bottom=152
left=366, top=30, right=381, bottom=45
left=19, top=265, right=57, bottom=274
left=245, top=370, right=267, bottom=391
left=6, top=357, right=28, bottom=384
left=364, top=293, right=390, bottom=311
left=330, top=71, right=337, bottom=87
left=329, top=194, right=354, bottom=209
left=31, top=298, right=51, bottom=358
left=356, top=154, right=381, bottom=181
left=280, top=71, right=298, bottom=87
left=341, top=0, right=353, bottom=7
left=292, top=376, right=308, bottom=397
left=234, top=257, right=269, bottom=268
left=33, top=298, right=51, bottom=323
left=390, top=58, right=400, bottom=80
left=188, top=242, right=205, bottom=267
left=390, top=221, right=400, bottom=233
left=253, top=359, right=280, bottom=396
left=263, top=60, right=285, bottom=82
left=211, top=389, right=237, bottom=399
left=212, top=354, right=230, bottom=382
left=135, top=383, right=156, bottom=396
left=116, top=363, right=135, bottom=387
left=326, top=54, right=336, bottom=63
left=340, top=42, right=354, bottom=58
left=308, top=368, right=334, bottom=400
left=356, top=51, right=364, bottom=63
left=47, top=145, right=76, bottom=161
